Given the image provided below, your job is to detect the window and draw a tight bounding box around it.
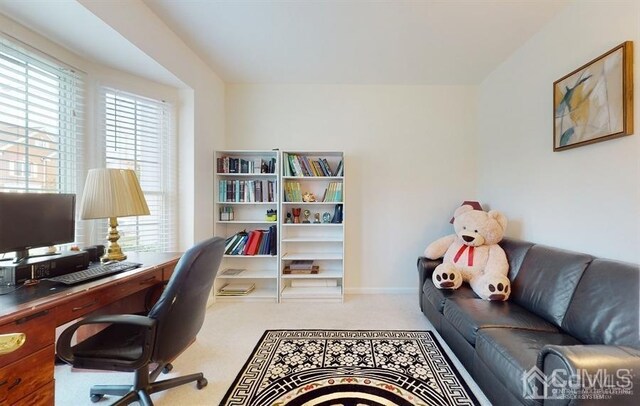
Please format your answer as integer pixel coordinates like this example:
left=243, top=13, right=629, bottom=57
left=0, top=36, right=83, bottom=194
left=99, top=87, right=176, bottom=252
left=0, top=35, right=84, bottom=243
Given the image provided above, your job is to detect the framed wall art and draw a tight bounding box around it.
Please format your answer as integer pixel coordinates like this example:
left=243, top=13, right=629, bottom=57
left=553, top=41, right=633, bottom=151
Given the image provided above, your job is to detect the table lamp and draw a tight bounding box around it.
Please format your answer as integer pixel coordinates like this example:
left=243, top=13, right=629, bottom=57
left=79, top=168, right=150, bottom=262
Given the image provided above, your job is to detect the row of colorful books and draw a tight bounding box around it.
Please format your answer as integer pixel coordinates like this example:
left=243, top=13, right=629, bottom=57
left=283, top=153, right=343, bottom=177
left=283, top=181, right=302, bottom=202
left=322, top=181, right=343, bottom=202
left=219, top=179, right=277, bottom=202
left=224, top=225, right=277, bottom=256
left=217, top=156, right=277, bottom=174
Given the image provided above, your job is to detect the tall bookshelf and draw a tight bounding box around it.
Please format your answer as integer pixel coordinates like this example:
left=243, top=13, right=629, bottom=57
left=213, top=150, right=279, bottom=302
left=279, top=151, right=345, bottom=302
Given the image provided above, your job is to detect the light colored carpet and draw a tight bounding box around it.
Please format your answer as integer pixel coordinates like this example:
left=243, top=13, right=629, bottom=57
left=55, top=294, right=490, bottom=405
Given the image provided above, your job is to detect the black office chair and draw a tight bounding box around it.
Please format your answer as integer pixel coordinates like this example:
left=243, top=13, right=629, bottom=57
left=56, top=237, right=225, bottom=405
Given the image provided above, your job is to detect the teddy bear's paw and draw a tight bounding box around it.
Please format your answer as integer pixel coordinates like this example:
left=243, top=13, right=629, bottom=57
left=432, top=266, right=463, bottom=290
left=487, top=279, right=510, bottom=301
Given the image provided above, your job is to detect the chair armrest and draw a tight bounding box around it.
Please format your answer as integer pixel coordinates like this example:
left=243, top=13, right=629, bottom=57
left=56, top=314, right=157, bottom=364
left=537, top=345, right=640, bottom=405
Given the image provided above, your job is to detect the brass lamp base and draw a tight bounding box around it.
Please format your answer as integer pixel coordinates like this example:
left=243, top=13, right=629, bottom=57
left=101, top=216, right=127, bottom=262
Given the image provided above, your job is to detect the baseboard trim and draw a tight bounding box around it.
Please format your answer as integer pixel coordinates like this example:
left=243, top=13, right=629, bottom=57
left=345, top=287, right=417, bottom=295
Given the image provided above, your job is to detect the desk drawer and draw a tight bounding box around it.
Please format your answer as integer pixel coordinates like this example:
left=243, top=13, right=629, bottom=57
left=0, top=345, right=54, bottom=404
left=56, top=293, right=105, bottom=325
left=12, top=380, right=54, bottom=406
left=110, top=268, right=163, bottom=301
left=0, top=309, right=55, bottom=368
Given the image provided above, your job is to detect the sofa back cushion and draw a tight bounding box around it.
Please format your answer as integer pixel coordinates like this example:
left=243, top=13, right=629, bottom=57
left=500, top=237, right=535, bottom=281
left=510, top=244, right=593, bottom=328
left=562, top=259, right=640, bottom=348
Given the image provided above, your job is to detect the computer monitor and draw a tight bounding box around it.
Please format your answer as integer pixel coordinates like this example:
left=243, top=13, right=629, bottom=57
left=0, top=192, right=76, bottom=262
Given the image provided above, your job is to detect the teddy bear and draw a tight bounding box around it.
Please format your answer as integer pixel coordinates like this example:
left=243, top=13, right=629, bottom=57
left=424, top=204, right=510, bottom=301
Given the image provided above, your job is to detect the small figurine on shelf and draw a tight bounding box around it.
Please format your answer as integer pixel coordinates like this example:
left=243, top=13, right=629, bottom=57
left=302, top=209, right=311, bottom=223
left=266, top=209, right=277, bottom=222
left=322, top=212, right=332, bottom=223
left=292, top=208, right=301, bottom=223
left=302, top=192, right=316, bottom=202
left=313, top=213, right=321, bottom=223
left=285, top=211, right=293, bottom=223
left=331, top=204, right=343, bottom=223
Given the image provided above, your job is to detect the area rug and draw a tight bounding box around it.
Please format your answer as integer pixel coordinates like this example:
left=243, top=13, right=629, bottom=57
left=221, top=330, right=478, bottom=405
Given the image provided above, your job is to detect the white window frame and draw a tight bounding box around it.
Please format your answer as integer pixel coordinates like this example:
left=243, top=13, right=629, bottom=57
left=96, top=86, right=177, bottom=253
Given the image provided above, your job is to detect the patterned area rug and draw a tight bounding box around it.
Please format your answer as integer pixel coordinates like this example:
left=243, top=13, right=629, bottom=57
left=221, top=330, right=478, bottom=405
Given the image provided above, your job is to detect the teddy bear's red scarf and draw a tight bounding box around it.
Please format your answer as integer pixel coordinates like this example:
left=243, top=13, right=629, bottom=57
left=453, top=245, right=475, bottom=266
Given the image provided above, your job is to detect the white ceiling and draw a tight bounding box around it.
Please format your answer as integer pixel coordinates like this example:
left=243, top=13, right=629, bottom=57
left=0, top=0, right=183, bottom=87
left=143, top=0, right=569, bottom=85
left=0, top=0, right=569, bottom=86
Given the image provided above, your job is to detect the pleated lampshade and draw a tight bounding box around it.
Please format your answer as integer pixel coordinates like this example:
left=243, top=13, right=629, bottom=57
left=80, top=168, right=150, bottom=220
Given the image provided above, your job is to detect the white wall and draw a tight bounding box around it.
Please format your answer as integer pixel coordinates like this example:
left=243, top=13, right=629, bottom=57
left=79, top=0, right=226, bottom=249
left=227, top=85, right=478, bottom=292
left=477, top=0, right=640, bottom=263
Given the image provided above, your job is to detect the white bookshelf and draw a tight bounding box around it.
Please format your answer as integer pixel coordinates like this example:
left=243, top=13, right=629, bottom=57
left=279, top=151, right=344, bottom=302
left=213, top=150, right=279, bottom=302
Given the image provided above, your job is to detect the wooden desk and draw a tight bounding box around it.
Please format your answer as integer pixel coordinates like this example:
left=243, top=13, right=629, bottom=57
left=0, top=252, right=181, bottom=406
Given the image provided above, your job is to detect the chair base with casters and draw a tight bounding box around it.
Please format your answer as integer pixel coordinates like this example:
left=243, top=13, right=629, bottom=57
left=88, top=363, right=207, bottom=405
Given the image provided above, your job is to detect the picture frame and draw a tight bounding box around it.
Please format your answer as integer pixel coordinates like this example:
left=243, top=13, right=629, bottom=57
left=553, top=41, right=633, bottom=151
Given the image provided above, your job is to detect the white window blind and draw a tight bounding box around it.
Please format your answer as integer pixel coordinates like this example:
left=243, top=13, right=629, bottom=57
left=0, top=35, right=85, bottom=244
left=100, top=87, right=176, bottom=253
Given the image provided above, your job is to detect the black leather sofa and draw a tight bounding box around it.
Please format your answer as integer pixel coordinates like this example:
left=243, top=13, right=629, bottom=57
left=418, top=237, right=640, bottom=405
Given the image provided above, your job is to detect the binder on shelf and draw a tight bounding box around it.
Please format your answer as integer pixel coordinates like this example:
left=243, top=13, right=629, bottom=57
left=283, top=265, right=320, bottom=274
left=218, top=282, right=255, bottom=296
left=289, top=260, right=314, bottom=270
left=221, top=268, right=245, bottom=276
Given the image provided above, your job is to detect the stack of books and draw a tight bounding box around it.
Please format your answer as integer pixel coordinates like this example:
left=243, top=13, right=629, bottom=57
left=283, top=260, right=319, bottom=274
left=218, top=283, right=255, bottom=296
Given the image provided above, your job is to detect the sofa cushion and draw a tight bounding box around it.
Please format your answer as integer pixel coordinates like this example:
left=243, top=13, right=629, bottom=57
left=443, top=297, right=559, bottom=345
left=511, top=244, right=593, bottom=328
left=475, top=328, right=581, bottom=403
left=499, top=237, right=535, bottom=281
left=422, top=281, right=477, bottom=314
left=562, top=258, right=640, bottom=348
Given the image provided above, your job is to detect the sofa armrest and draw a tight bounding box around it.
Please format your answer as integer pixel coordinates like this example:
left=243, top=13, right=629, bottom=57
left=417, top=256, right=442, bottom=285
left=417, top=257, right=442, bottom=310
left=537, top=345, right=640, bottom=405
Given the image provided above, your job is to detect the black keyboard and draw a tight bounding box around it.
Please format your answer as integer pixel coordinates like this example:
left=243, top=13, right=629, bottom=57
left=47, top=261, right=142, bottom=285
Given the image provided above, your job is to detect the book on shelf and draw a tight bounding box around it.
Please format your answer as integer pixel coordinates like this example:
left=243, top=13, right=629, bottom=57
left=283, top=265, right=320, bottom=274
left=322, top=181, right=343, bottom=202
left=290, top=279, right=338, bottom=288
left=219, top=179, right=276, bottom=203
left=217, top=156, right=277, bottom=174
left=220, top=268, right=245, bottom=276
left=224, top=226, right=277, bottom=256
left=284, top=153, right=342, bottom=177
left=218, top=282, right=255, bottom=296
left=289, top=259, right=314, bottom=270
left=334, top=159, right=343, bottom=176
